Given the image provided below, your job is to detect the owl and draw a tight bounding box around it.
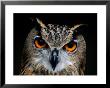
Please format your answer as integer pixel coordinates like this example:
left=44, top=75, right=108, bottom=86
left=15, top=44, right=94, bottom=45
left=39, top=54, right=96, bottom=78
left=20, top=18, right=86, bottom=75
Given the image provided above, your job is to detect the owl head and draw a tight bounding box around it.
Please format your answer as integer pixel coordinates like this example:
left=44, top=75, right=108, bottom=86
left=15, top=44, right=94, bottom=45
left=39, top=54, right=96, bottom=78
left=21, top=18, right=86, bottom=75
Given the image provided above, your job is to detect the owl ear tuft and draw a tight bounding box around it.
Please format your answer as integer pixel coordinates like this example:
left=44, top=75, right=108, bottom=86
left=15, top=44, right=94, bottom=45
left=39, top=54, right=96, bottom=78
left=70, top=24, right=86, bottom=31
left=71, top=24, right=88, bottom=37
left=36, top=18, right=47, bottom=28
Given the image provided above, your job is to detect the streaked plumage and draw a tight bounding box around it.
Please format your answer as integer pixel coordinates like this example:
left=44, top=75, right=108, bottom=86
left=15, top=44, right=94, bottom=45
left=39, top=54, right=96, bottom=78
left=20, top=18, right=86, bottom=75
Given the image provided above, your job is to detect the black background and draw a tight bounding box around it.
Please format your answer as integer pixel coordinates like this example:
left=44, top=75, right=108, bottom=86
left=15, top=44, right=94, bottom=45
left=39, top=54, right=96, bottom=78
left=14, top=13, right=97, bottom=75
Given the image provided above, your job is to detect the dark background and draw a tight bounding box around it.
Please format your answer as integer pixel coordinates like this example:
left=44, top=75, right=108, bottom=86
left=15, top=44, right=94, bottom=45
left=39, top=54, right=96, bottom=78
left=14, top=13, right=97, bottom=75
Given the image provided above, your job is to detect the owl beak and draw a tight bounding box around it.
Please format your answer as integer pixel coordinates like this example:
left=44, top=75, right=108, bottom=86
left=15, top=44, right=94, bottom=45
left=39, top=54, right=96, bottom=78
left=49, top=48, right=59, bottom=71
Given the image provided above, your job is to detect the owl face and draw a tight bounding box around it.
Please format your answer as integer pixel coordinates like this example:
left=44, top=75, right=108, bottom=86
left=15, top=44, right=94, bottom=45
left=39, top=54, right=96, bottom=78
left=21, top=19, right=86, bottom=75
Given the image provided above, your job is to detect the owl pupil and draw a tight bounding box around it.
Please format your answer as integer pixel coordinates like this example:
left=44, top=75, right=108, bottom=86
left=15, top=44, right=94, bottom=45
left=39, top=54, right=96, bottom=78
left=67, top=41, right=75, bottom=48
left=37, top=39, right=45, bottom=45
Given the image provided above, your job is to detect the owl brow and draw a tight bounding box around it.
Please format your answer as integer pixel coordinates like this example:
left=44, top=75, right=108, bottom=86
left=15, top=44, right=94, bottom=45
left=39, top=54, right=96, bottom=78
left=32, top=35, right=40, bottom=46
left=34, top=35, right=40, bottom=39
left=70, top=32, right=78, bottom=42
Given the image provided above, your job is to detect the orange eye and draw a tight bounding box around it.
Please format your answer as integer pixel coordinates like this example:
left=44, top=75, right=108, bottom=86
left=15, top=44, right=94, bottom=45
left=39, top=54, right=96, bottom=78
left=64, top=41, right=77, bottom=52
left=34, top=39, right=46, bottom=48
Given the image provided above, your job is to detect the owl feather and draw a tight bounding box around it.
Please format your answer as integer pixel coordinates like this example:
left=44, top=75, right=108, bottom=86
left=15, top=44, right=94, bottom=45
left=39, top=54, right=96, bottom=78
left=20, top=18, right=86, bottom=75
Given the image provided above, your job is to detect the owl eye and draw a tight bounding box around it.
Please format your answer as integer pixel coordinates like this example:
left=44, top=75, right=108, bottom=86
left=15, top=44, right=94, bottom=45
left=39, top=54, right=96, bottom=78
left=34, top=38, right=48, bottom=48
left=64, top=40, right=77, bottom=52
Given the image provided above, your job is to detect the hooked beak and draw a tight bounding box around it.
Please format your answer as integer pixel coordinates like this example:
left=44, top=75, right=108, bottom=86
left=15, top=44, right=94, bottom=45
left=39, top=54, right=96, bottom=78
left=49, top=48, right=59, bottom=70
